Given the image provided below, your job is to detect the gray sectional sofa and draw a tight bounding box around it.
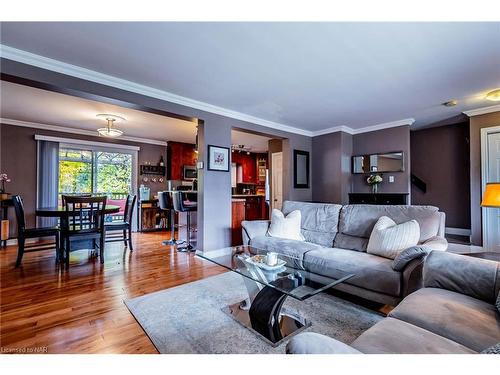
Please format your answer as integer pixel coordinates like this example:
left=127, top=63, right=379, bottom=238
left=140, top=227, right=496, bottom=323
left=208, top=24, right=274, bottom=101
left=242, top=201, right=448, bottom=305
left=286, top=251, right=500, bottom=354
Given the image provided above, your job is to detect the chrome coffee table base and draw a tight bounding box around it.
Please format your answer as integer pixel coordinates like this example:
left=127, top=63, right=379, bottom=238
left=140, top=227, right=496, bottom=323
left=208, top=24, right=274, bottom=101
left=223, top=301, right=309, bottom=347
left=223, top=282, right=311, bottom=347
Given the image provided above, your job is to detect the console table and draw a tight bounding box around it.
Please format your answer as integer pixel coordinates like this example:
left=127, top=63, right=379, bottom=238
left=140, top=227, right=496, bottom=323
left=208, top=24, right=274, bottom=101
left=1, top=198, right=13, bottom=247
left=348, top=193, right=408, bottom=205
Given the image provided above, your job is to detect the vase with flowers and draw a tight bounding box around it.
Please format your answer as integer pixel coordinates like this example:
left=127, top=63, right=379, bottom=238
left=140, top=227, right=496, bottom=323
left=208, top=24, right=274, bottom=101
left=0, top=173, right=11, bottom=200
left=367, top=174, right=383, bottom=194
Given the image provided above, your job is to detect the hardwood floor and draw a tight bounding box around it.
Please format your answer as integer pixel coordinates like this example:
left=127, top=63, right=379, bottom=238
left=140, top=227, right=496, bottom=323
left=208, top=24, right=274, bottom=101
left=0, top=232, right=224, bottom=353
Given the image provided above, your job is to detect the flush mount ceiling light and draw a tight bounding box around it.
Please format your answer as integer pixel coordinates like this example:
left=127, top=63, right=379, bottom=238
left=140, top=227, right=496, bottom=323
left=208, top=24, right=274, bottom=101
left=442, top=100, right=458, bottom=107
left=96, top=114, right=125, bottom=137
left=486, top=89, right=500, bottom=102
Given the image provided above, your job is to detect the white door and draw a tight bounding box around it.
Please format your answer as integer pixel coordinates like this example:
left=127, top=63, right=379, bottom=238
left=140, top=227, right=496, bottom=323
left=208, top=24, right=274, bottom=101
left=271, top=152, right=283, bottom=211
left=484, top=131, right=500, bottom=252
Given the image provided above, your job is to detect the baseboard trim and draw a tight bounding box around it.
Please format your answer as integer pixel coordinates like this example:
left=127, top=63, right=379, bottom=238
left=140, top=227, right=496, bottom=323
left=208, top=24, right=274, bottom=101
left=445, top=227, right=471, bottom=236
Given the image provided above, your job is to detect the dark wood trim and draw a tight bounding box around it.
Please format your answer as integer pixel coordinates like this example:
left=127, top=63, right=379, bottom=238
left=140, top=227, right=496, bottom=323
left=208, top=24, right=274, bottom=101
left=293, top=149, right=310, bottom=189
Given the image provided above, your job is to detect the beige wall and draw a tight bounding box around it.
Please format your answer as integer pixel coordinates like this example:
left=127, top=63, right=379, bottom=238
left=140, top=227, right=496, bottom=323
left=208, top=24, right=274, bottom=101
left=469, top=110, right=500, bottom=245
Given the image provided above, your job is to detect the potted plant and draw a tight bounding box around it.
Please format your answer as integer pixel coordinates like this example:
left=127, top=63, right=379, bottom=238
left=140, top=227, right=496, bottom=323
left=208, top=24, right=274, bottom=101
left=367, top=174, right=383, bottom=194
left=0, top=173, right=11, bottom=200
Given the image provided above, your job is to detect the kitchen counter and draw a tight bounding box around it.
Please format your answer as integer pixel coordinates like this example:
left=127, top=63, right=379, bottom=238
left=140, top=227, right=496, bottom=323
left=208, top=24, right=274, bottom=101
left=231, top=194, right=265, bottom=198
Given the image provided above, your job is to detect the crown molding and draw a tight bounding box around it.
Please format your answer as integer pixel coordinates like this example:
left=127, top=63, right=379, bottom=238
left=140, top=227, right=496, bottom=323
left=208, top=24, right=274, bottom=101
left=350, top=118, right=415, bottom=135
left=0, top=44, right=312, bottom=137
left=310, top=125, right=353, bottom=136
left=0, top=118, right=168, bottom=147
left=463, top=104, right=500, bottom=117
left=0, top=45, right=418, bottom=138
left=310, top=118, right=415, bottom=137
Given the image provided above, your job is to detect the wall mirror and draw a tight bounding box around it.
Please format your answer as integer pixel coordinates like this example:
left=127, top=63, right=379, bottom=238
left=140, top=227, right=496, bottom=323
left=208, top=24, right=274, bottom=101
left=294, top=150, right=310, bottom=188
left=352, top=151, right=404, bottom=174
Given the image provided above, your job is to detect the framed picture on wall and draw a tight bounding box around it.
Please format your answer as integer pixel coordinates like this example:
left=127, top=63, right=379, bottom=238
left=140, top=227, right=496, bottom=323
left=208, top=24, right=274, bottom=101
left=207, top=145, right=230, bottom=172
left=294, top=149, right=310, bottom=188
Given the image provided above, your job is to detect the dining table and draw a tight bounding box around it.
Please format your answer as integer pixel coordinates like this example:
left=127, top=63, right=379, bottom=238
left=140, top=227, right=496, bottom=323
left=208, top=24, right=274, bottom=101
left=35, top=204, right=121, bottom=256
left=35, top=205, right=121, bottom=217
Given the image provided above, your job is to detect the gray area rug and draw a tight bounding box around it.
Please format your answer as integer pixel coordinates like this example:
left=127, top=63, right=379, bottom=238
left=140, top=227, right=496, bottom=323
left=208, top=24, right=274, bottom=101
left=124, top=272, right=383, bottom=354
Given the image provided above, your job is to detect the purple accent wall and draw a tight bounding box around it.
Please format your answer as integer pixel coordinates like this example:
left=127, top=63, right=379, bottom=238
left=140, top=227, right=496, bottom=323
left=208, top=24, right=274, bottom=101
left=312, top=131, right=352, bottom=203
left=411, top=122, right=471, bottom=229
left=469, top=110, right=500, bottom=246
left=352, top=125, right=411, bottom=195
left=0, top=124, right=166, bottom=237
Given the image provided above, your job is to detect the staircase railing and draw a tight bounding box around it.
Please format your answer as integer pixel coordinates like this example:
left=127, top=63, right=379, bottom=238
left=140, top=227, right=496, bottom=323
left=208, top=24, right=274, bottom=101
left=411, top=174, right=427, bottom=193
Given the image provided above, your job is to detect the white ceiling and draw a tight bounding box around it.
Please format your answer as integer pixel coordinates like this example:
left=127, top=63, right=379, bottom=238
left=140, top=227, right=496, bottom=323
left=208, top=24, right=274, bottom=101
left=231, top=130, right=271, bottom=153
left=0, top=81, right=197, bottom=143
left=1, top=22, right=500, bottom=132
left=0, top=81, right=275, bottom=149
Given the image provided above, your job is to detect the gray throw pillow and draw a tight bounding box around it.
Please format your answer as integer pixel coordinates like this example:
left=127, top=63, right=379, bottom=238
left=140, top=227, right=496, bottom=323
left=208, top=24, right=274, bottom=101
left=392, top=246, right=429, bottom=271
left=481, top=342, right=500, bottom=354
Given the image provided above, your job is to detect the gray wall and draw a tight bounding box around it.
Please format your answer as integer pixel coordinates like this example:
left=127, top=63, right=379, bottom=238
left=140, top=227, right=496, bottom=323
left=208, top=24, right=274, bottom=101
left=0, top=123, right=167, bottom=237
left=352, top=125, right=411, bottom=195
left=0, top=58, right=312, bottom=250
left=411, top=122, right=470, bottom=229
left=312, top=131, right=352, bottom=203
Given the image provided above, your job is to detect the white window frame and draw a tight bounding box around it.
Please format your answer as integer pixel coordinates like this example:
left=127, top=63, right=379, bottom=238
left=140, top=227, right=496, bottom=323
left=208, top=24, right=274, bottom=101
left=35, top=134, right=139, bottom=230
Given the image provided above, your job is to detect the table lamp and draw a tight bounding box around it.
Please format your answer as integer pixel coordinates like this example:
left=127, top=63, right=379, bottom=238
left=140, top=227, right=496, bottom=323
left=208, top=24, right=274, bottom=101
left=481, top=183, right=500, bottom=207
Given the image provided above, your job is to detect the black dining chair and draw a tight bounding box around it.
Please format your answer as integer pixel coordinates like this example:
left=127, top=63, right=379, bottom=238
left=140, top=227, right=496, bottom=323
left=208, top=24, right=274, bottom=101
left=104, top=194, right=136, bottom=250
left=61, top=195, right=107, bottom=268
left=12, top=195, right=60, bottom=267
left=60, top=193, right=92, bottom=206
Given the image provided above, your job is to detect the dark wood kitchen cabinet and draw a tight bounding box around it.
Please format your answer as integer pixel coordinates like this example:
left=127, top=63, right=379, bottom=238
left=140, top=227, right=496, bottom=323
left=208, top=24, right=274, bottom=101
left=244, top=196, right=266, bottom=220
left=231, top=200, right=246, bottom=246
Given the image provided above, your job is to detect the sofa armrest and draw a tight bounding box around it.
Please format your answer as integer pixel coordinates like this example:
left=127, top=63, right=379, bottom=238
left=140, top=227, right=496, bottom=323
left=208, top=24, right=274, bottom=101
left=286, top=332, right=362, bottom=354
left=241, top=220, right=270, bottom=245
left=401, top=257, right=425, bottom=297
left=424, top=251, right=500, bottom=304
left=392, top=246, right=429, bottom=271
left=421, top=236, right=448, bottom=251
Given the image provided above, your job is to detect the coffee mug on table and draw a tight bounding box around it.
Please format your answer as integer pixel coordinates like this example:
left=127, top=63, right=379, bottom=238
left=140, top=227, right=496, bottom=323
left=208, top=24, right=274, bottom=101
left=266, top=252, right=278, bottom=266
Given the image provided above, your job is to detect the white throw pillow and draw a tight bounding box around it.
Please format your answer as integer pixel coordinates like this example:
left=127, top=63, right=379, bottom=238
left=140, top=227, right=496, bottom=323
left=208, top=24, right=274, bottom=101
left=267, top=209, right=305, bottom=241
left=367, top=216, right=420, bottom=259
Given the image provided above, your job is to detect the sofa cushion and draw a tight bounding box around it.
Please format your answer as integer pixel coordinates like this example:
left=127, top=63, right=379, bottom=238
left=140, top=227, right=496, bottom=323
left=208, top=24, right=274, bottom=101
left=352, top=317, right=476, bottom=354
left=249, top=235, right=324, bottom=262
left=282, top=201, right=342, bottom=247
left=334, top=205, right=442, bottom=252
left=304, top=248, right=401, bottom=296
left=367, top=216, right=420, bottom=259
left=424, top=251, right=500, bottom=304
left=286, top=332, right=362, bottom=354
left=389, top=287, right=500, bottom=352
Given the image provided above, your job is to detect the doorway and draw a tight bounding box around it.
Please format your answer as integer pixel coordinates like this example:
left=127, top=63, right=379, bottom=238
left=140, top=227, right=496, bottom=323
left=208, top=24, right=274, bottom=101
left=481, top=126, right=500, bottom=252
left=271, top=152, right=283, bottom=211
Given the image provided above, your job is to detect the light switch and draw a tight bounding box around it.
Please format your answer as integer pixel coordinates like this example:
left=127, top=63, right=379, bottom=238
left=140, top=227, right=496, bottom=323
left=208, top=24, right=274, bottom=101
left=197, top=161, right=204, bottom=170
left=389, top=176, right=395, bottom=183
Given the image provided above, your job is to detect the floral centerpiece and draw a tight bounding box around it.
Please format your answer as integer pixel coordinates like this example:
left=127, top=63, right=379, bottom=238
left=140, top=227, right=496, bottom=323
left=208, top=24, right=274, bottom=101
left=0, top=173, right=11, bottom=200
left=367, top=174, right=383, bottom=194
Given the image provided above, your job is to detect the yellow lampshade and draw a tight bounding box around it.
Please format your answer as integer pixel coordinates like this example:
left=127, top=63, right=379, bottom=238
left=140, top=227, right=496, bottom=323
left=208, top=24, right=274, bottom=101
left=481, top=183, right=500, bottom=207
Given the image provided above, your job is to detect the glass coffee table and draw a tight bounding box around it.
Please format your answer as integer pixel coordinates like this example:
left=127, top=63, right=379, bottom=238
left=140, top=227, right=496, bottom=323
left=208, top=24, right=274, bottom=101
left=196, top=245, right=355, bottom=346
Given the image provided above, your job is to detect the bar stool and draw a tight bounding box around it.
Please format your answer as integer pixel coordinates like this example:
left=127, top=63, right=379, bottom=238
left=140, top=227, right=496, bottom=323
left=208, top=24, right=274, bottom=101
left=172, top=191, right=197, bottom=252
left=158, top=191, right=183, bottom=246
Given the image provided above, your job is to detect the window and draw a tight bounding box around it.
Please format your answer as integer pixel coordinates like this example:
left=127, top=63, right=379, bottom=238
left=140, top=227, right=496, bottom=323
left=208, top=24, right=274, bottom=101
left=58, top=147, right=133, bottom=199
